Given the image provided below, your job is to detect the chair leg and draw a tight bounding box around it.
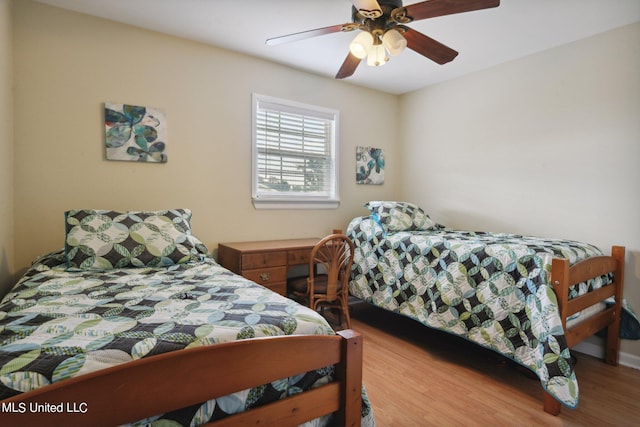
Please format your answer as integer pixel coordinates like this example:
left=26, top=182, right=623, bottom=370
left=342, top=296, right=351, bottom=329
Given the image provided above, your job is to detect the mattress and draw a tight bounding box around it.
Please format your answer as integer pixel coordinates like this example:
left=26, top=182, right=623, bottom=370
left=347, top=214, right=612, bottom=408
left=0, top=250, right=374, bottom=426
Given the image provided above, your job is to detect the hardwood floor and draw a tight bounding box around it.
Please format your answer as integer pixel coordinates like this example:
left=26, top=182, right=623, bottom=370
left=344, top=302, right=640, bottom=427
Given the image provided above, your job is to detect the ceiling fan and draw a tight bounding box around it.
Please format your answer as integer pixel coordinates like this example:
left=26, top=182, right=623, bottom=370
left=266, top=0, right=500, bottom=79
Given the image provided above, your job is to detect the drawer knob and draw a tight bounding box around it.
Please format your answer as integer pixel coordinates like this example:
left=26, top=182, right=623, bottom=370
left=259, top=273, right=271, bottom=282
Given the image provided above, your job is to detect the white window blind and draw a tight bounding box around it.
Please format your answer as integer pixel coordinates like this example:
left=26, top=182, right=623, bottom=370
left=252, top=94, right=339, bottom=209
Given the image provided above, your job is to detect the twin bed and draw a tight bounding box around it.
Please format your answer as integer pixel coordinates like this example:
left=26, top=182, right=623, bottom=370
left=347, top=201, right=634, bottom=415
left=0, top=204, right=634, bottom=423
left=0, top=209, right=374, bottom=426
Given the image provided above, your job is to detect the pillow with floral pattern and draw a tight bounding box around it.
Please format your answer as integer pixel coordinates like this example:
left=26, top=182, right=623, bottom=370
left=64, top=209, right=209, bottom=270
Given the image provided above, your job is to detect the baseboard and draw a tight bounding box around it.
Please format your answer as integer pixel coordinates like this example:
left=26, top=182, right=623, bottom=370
left=572, top=340, right=640, bottom=370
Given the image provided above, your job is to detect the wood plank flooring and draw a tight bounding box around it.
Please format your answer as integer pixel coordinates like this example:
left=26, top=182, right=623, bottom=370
left=344, top=302, right=640, bottom=427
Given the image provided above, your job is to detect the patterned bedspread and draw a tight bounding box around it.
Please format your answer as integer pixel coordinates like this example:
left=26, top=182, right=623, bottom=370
left=347, top=216, right=612, bottom=409
left=0, top=250, right=374, bottom=426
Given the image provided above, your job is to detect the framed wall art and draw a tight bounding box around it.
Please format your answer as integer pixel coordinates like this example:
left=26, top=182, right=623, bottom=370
left=356, top=146, right=385, bottom=185
left=104, top=102, right=167, bottom=163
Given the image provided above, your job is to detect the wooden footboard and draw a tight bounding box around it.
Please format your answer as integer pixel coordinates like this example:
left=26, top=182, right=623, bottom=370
left=0, top=330, right=363, bottom=427
left=544, top=245, right=625, bottom=415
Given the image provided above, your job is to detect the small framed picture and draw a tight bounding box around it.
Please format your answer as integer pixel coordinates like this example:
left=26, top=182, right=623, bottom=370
left=356, top=146, right=384, bottom=185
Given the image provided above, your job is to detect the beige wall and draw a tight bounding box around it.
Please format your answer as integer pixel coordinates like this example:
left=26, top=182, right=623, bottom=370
left=11, top=1, right=400, bottom=275
left=0, top=0, right=14, bottom=297
left=9, top=1, right=640, bottom=361
left=400, top=23, right=640, bottom=361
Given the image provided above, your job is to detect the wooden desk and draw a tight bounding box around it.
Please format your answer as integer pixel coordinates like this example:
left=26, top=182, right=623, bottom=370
left=217, top=237, right=320, bottom=296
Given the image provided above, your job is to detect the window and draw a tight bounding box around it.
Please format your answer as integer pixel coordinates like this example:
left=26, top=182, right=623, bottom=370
left=252, top=94, right=339, bottom=209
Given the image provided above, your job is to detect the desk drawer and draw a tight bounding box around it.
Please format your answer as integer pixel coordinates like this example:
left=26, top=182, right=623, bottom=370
left=242, top=252, right=286, bottom=269
left=288, top=249, right=311, bottom=265
left=243, top=266, right=287, bottom=285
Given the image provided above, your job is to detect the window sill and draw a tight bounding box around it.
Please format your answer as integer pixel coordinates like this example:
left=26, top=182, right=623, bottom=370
left=252, top=198, right=340, bottom=210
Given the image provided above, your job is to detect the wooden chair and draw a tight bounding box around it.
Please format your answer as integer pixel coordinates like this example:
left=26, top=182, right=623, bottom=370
left=288, top=230, right=355, bottom=329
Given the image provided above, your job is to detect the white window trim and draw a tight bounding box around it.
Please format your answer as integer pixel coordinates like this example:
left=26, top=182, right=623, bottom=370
left=251, top=93, right=340, bottom=210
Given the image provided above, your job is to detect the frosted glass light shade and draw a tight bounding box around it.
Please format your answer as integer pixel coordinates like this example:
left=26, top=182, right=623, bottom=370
left=367, top=43, right=389, bottom=67
left=349, top=32, right=374, bottom=59
left=382, top=29, right=407, bottom=56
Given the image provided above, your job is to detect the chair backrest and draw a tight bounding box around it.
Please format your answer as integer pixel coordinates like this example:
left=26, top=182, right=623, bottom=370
left=308, top=232, right=355, bottom=301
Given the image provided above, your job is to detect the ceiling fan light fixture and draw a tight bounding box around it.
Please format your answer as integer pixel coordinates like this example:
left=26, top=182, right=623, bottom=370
left=367, top=43, right=389, bottom=67
left=382, top=29, right=407, bottom=56
left=349, top=31, right=374, bottom=59
left=267, top=0, right=502, bottom=79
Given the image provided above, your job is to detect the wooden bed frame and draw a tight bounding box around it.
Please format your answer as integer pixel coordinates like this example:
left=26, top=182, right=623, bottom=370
left=0, top=329, right=363, bottom=427
left=543, top=245, right=625, bottom=415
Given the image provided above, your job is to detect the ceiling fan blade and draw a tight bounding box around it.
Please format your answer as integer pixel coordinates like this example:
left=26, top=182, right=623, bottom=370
left=404, top=0, right=500, bottom=21
left=335, top=52, right=362, bottom=79
left=402, top=27, right=458, bottom=65
left=266, top=24, right=350, bottom=46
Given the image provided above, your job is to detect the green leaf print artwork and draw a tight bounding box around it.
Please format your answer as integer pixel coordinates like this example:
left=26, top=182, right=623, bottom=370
left=105, top=102, right=167, bottom=163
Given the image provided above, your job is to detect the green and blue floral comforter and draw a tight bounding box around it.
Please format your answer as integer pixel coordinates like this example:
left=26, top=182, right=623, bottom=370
left=347, top=215, right=616, bottom=409
left=0, top=250, right=374, bottom=426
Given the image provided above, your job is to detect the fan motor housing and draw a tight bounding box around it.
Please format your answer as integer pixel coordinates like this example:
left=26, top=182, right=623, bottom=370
left=352, top=0, right=404, bottom=24
left=380, top=0, right=403, bottom=8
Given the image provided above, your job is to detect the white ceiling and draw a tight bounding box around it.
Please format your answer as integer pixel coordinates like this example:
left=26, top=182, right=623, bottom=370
left=35, top=0, right=640, bottom=94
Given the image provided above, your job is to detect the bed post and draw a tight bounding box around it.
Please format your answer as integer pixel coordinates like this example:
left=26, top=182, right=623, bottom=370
left=543, top=391, right=562, bottom=416
left=551, top=257, right=570, bottom=334
left=606, top=246, right=625, bottom=366
left=336, top=329, right=363, bottom=427
left=546, top=257, right=570, bottom=415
